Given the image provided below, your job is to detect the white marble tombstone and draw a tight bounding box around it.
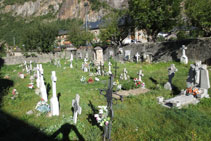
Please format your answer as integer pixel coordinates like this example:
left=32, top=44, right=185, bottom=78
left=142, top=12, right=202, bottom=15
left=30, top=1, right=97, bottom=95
left=97, top=65, right=101, bottom=75
left=138, top=70, right=144, bottom=81
left=108, top=62, right=112, bottom=74
left=72, top=94, right=82, bottom=124
left=135, top=52, right=140, bottom=62
left=50, top=71, right=59, bottom=116
left=180, top=45, right=188, bottom=64
left=84, top=58, right=88, bottom=72
left=123, top=68, right=128, bottom=80
left=29, top=60, right=32, bottom=71
left=94, top=47, right=104, bottom=66
left=70, top=54, right=73, bottom=68
left=39, top=64, right=48, bottom=102
left=125, top=50, right=131, bottom=60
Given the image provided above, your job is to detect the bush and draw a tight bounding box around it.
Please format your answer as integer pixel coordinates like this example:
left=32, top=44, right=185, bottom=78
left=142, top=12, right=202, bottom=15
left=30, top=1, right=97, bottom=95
left=121, top=80, right=136, bottom=90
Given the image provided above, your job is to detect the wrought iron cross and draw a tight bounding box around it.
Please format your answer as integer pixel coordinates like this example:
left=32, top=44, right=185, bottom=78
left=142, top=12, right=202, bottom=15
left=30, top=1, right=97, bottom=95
left=113, top=62, right=119, bottom=78
left=100, top=74, right=114, bottom=140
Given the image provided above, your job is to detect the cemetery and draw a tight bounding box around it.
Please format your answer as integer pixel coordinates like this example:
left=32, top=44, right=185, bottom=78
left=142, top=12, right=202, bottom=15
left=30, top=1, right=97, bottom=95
left=0, top=46, right=211, bottom=140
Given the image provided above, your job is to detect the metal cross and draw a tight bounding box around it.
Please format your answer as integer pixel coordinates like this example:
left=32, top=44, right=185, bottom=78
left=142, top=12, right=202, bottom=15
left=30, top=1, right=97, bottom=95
left=113, top=62, right=119, bottom=78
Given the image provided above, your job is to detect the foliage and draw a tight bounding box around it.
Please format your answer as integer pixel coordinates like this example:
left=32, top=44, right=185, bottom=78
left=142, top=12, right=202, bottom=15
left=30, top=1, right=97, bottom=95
left=129, top=0, right=182, bottom=42
left=88, top=0, right=110, bottom=11
left=67, top=19, right=94, bottom=48
left=22, top=22, right=58, bottom=52
left=185, top=0, right=211, bottom=36
left=3, top=0, right=36, bottom=5
left=99, top=10, right=130, bottom=47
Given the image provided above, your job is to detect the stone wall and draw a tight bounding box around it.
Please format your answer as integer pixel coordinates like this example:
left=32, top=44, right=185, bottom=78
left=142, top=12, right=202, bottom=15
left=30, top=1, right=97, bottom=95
left=3, top=37, right=211, bottom=65
left=104, top=37, right=211, bottom=65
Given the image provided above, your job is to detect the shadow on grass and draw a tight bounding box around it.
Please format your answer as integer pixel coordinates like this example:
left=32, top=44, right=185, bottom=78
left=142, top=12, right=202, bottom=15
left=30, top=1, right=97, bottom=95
left=0, top=57, right=57, bottom=141
left=149, top=77, right=158, bottom=85
left=87, top=101, right=103, bottom=132
left=46, top=83, right=51, bottom=97
left=171, top=84, right=181, bottom=96
left=51, top=123, right=85, bottom=141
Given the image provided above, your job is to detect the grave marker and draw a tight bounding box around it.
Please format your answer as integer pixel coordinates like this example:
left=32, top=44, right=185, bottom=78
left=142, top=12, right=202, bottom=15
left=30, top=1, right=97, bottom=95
left=180, top=45, right=188, bottom=64
left=135, top=52, right=140, bottom=62
left=164, top=64, right=178, bottom=90
left=72, top=94, right=82, bottom=124
left=50, top=71, right=59, bottom=116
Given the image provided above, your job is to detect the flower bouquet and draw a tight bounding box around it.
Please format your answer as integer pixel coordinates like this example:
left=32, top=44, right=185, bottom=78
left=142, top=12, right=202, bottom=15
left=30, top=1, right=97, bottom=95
left=94, top=106, right=110, bottom=126
left=35, top=99, right=50, bottom=113
left=87, top=78, right=94, bottom=84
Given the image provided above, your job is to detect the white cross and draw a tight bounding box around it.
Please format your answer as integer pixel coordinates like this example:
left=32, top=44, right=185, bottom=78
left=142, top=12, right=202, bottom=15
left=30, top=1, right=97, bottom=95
left=123, top=68, right=128, bottom=80
left=182, top=45, right=187, bottom=56
left=50, top=71, right=59, bottom=116
left=138, top=70, right=144, bottom=81
left=72, top=94, right=82, bottom=124
left=108, top=62, right=112, bottom=74
left=135, top=52, right=140, bottom=62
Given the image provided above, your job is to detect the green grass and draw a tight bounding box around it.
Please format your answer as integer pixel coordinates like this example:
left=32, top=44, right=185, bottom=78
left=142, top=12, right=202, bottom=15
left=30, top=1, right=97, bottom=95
left=0, top=60, right=211, bottom=140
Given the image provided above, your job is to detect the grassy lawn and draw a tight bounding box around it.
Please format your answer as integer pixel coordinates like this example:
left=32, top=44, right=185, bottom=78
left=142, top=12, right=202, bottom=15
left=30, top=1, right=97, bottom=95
left=0, top=60, right=211, bottom=140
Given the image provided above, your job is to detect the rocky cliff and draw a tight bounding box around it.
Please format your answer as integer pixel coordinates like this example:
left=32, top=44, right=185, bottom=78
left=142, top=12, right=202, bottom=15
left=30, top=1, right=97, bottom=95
left=0, top=0, right=128, bottom=21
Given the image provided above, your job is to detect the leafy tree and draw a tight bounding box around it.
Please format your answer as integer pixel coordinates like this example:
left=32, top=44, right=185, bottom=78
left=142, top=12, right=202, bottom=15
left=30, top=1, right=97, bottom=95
left=185, top=0, right=211, bottom=36
left=22, top=23, right=58, bottom=52
left=68, top=19, right=94, bottom=48
left=129, top=0, right=182, bottom=41
left=99, top=10, right=130, bottom=47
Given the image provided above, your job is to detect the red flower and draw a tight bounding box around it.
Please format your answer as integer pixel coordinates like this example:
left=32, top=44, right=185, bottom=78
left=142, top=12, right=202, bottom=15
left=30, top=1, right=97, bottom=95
left=88, top=78, right=94, bottom=83
left=138, top=82, right=141, bottom=85
left=41, top=98, right=44, bottom=101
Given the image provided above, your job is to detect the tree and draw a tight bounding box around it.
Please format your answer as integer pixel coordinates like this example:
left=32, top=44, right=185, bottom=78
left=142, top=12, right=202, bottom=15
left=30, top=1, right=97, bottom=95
left=129, top=0, right=182, bottom=41
left=68, top=19, right=94, bottom=48
left=99, top=10, right=130, bottom=47
left=185, top=0, right=211, bottom=36
left=22, top=23, right=58, bottom=52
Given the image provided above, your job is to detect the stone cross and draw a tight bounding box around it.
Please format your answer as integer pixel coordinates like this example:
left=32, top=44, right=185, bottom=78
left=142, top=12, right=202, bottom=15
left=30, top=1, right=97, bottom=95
left=50, top=71, right=59, bottom=116
left=72, top=94, right=82, bottom=124
left=182, top=45, right=187, bottom=56
left=97, top=65, right=101, bottom=75
left=70, top=54, right=73, bottom=68
left=135, top=52, right=140, bottom=62
left=113, top=62, right=119, bottom=78
left=168, top=64, right=178, bottom=85
left=138, top=69, right=144, bottom=81
left=180, top=45, right=188, bottom=64
left=164, top=64, right=178, bottom=90
left=83, top=58, right=88, bottom=72
left=108, top=62, right=112, bottom=74
left=123, top=68, right=128, bottom=80
left=29, top=61, right=33, bottom=72
left=39, top=64, right=48, bottom=102
left=24, top=61, right=29, bottom=73
left=36, top=64, right=40, bottom=88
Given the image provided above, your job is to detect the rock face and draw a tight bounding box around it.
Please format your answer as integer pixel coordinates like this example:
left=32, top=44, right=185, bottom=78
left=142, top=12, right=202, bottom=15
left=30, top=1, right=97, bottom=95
left=2, top=0, right=63, bottom=17
left=1, top=0, right=128, bottom=21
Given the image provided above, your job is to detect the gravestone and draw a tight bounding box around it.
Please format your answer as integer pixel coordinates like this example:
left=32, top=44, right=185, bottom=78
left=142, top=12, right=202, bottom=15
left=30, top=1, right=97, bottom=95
left=108, top=62, right=112, bottom=74
left=143, top=52, right=153, bottom=63
left=135, top=52, right=140, bottom=63
left=97, top=65, right=101, bottom=75
left=83, top=58, right=88, bottom=72
left=85, top=52, right=88, bottom=59
left=29, top=60, right=33, bottom=72
left=72, top=94, right=82, bottom=124
left=164, top=64, right=178, bottom=90
left=138, top=69, right=144, bottom=81
left=70, top=53, right=73, bottom=68
left=120, top=68, right=129, bottom=80
left=50, top=71, right=59, bottom=116
left=94, top=47, right=104, bottom=66
left=124, top=50, right=131, bottom=61
left=39, top=64, right=48, bottom=102
left=109, top=50, right=114, bottom=58
left=36, top=64, right=40, bottom=88
left=180, top=45, right=188, bottom=64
